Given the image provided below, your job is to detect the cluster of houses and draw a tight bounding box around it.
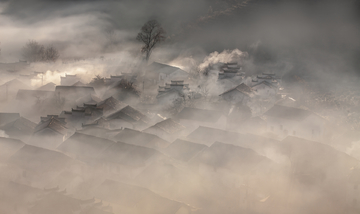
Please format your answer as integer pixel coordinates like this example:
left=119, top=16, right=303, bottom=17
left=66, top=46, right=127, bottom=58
left=0, top=61, right=359, bottom=214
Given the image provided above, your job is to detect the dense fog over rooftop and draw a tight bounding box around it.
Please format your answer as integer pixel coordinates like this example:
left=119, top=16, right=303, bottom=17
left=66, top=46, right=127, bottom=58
left=0, top=0, right=360, bottom=214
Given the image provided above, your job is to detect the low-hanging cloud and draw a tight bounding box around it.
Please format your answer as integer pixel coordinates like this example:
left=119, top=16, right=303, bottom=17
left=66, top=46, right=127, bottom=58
left=198, top=49, right=248, bottom=72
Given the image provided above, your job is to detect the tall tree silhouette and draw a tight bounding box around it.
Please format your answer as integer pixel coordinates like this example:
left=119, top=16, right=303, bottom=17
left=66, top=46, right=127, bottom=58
left=136, top=20, right=166, bottom=62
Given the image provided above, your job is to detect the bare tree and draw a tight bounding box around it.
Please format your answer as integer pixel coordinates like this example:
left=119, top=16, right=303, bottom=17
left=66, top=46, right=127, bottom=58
left=22, top=40, right=45, bottom=62
left=44, top=46, right=60, bottom=62
left=136, top=20, right=166, bottom=62
left=198, top=83, right=210, bottom=98
left=114, top=79, right=140, bottom=96
left=22, top=40, right=59, bottom=62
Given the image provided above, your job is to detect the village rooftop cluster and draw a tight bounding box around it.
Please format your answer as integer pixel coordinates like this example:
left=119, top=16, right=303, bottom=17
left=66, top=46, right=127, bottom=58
left=0, top=59, right=359, bottom=214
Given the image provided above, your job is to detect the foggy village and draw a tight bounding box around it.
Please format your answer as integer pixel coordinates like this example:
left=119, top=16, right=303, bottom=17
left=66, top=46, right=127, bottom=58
left=0, top=0, right=360, bottom=214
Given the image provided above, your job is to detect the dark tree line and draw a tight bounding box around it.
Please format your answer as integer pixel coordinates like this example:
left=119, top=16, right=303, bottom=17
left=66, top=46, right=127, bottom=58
left=22, top=40, right=60, bottom=62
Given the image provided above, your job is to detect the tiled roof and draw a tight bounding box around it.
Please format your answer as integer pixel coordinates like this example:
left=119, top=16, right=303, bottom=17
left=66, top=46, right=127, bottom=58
left=145, top=119, right=185, bottom=134
left=176, top=107, right=223, bottom=123
left=0, top=113, right=20, bottom=126
left=164, top=139, right=208, bottom=162
left=264, top=105, right=314, bottom=121
left=34, top=118, right=68, bottom=135
left=219, top=83, right=253, bottom=97
left=1, top=117, right=36, bottom=133
left=97, top=141, right=163, bottom=167
left=106, top=105, right=149, bottom=123
left=113, top=128, right=169, bottom=149
left=97, top=96, right=126, bottom=114
left=251, top=80, right=277, bottom=89
left=192, top=141, right=272, bottom=172
left=57, top=132, right=115, bottom=160
left=9, top=145, right=74, bottom=173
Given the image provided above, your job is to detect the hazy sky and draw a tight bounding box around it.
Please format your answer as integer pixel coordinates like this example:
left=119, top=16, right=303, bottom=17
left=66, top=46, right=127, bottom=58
left=0, top=0, right=359, bottom=80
